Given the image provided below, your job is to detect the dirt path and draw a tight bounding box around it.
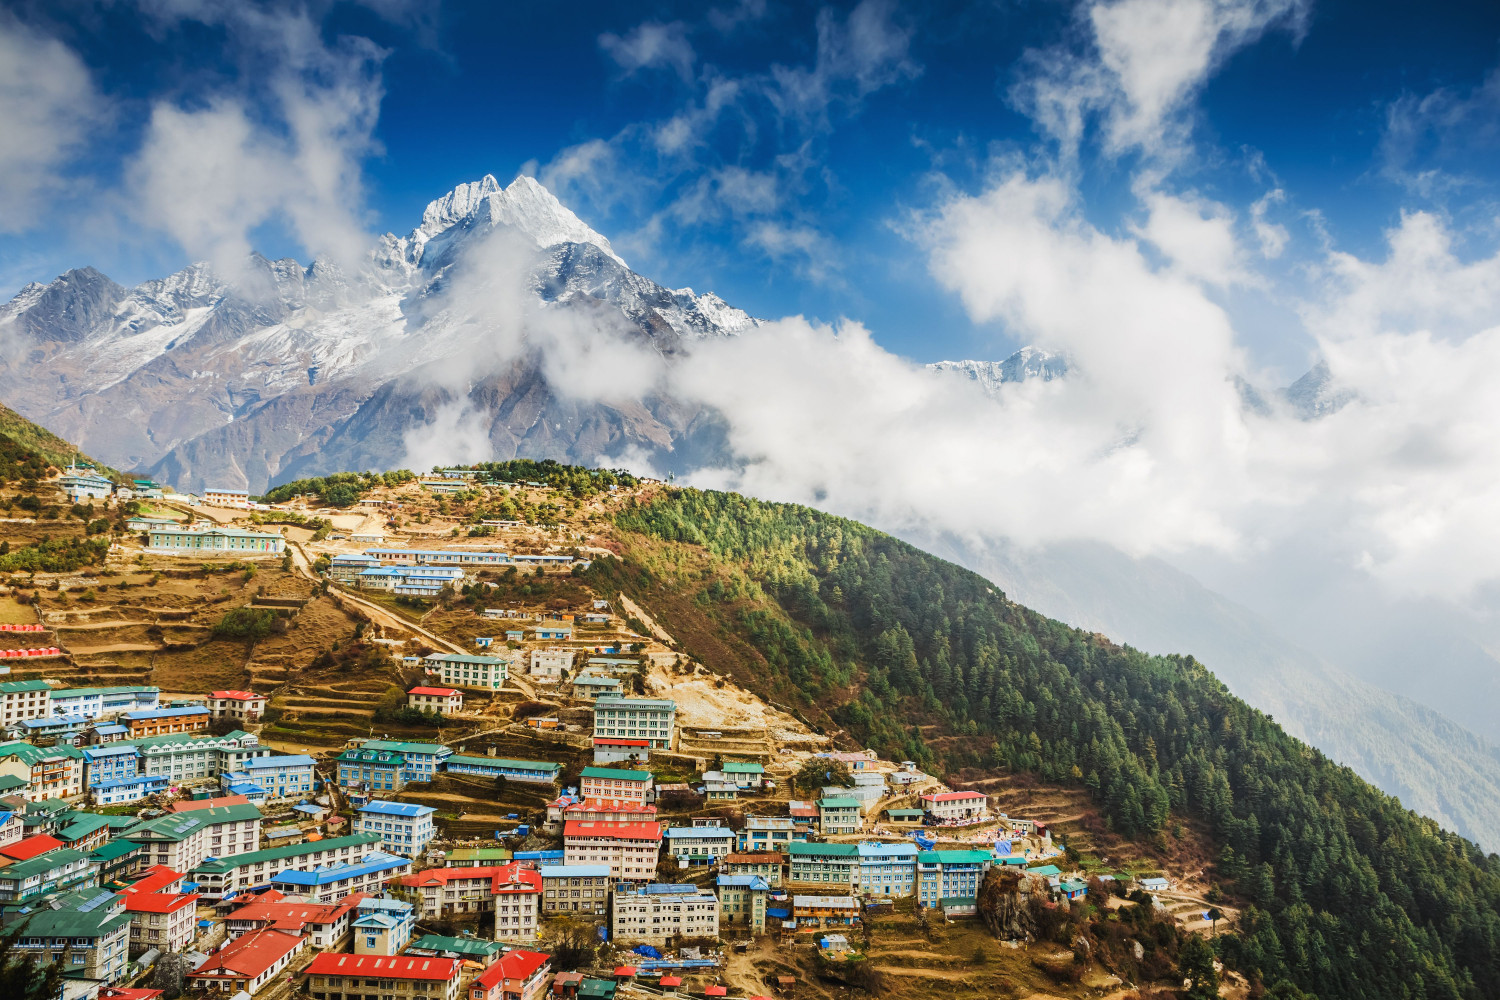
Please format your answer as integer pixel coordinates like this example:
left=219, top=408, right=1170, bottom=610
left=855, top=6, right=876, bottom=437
left=65, top=642, right=162, bottom=653
left=872, top=966, right=974, bottom=980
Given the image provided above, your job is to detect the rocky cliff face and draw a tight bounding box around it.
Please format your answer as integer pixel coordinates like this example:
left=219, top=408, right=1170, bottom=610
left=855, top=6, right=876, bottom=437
left=0, top=174, right=756, bottom=491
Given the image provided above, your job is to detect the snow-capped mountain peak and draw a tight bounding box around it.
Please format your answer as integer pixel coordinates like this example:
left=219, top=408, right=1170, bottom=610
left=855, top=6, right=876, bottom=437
left=409, top=173, right=624, bottom=268
left=929, top=347, right=1071, bottom=394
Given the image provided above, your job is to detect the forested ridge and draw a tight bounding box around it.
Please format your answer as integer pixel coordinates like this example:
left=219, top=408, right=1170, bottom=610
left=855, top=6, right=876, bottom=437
left=605, top=486, right=1500, bottom=1000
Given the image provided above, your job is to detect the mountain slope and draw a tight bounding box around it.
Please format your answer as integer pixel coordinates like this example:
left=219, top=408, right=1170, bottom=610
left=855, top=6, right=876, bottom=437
left=595, top=482, right=1500, bottom=1000
left=0, top=175, right=755, bottom=491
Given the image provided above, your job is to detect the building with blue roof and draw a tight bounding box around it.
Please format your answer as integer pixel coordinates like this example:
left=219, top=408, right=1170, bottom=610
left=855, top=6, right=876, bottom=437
left=856, top=841, right=918, bottom=898
left=5, top=714, right=92, bottom=746
left=663, top=824, right=735, bottom=866
left=91, top=774, right=168, bottom=805
left=351, top=896, right=416, bottom=956
left=355, top=800, right=436, bottom=857
left=237, top=754, right=316, bottom=799
left=268, top=852, right=412, bottom=904
left=916, top=850, right=995, bottom=908
left=83, top=743, right=140, bottom=787
left=716, top=874, right=771, bottom=932
left=49, top=685, right=160, bottom=719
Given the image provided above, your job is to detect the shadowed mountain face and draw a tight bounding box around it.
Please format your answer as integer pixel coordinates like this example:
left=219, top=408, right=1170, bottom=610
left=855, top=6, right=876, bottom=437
left=0, top=175, right=756, bottom=492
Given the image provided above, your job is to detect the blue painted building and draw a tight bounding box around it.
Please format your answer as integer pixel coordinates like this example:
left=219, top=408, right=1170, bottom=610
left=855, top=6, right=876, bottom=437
left=355, top=800, right=437, bottom=857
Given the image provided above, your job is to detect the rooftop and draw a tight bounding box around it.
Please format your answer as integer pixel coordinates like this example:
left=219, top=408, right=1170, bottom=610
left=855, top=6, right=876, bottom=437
left=358, top=800, right=435, bottom=818
left=304, top=953, right=460, bottom=981
left=580, top=766, right=652, bottom=782
left=193, top=929, right=303, bottom=978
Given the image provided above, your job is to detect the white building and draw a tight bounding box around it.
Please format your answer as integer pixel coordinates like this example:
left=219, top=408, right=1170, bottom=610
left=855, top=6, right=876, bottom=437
left=407, top=687, right=463, bottom=715
left=611, top=886, right=720, bottom=947
left=920, top=790, right=989, bottom=822
left=424, top=653, right=509, bottom=691
left=0, top=680, right=51, bottom=723
left=528, top=647, right=575, bottom=682
left=207, top=690, right=267, bottom=721
left=663, top=823, right=736, bottom=867
left=49, top=685, right=160, bottom=719
left=355, top=800, right=437, bottom=857
left=562, top=821, right=662, bottom=882
left=202, top=488, right=251, bottom=508
left=591, top=697, right=677, bottom=750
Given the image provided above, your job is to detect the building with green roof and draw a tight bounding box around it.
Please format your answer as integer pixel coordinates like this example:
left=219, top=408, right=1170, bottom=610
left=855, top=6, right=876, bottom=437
left=0, top=741, right=84, bottom=800
left=405, top=934, right=504, bottom=962
left=817, top=797, right=862, bottom=835
left=0, top=848, right=96, bottom=902
left=444, top=846, right=513, bottom=867
left=190, top=832, right=383, bottom=897
left=917, top=850, right=995, bottom=909
left=121, top=803, right=263, bottom=872
left=345, top=739, right=450, bottom=786
left=88, top=838, right=144, bottom=883
left=1, top=887, right=132, bottom=982
left=443, top=756, right=561, bottom=783
left=786, top=841, right=860, bottom=886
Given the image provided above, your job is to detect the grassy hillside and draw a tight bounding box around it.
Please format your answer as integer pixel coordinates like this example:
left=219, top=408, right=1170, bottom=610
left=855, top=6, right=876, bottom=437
left=590, top=485, right=1500, bottom=1000
left=0, top=401, right=113, bottom=476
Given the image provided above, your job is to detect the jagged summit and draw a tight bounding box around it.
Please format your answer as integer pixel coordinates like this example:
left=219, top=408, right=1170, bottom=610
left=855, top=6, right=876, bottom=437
left=408, top=173, right=625, bottom=268
left=928, top=347, right=1071, bottom=393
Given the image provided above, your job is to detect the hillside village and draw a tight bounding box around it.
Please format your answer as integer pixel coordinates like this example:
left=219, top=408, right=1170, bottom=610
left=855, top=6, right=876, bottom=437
left=0, top=460, right=1235, bottom=1000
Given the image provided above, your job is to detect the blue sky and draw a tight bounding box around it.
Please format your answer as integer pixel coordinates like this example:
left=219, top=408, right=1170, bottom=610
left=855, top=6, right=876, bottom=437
left=2, top=0, right=1499, bottom=372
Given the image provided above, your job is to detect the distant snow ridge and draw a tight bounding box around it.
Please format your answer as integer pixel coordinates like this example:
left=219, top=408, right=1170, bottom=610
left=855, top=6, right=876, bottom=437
left=928, top=347, right=1071, bottom=394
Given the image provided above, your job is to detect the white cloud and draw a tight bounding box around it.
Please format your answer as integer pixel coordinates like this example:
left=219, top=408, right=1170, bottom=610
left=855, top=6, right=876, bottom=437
left=1134, top=186, right=1247, bottom=286
left=124, top=4, right=387, bottom=275
left=599, top=21, right=697, bottom=82
left=1380, top=66, right=1500, bottom=197
left=768, top=0, right=921, bottom=121
left=1015, top=0, right=1307, bottom=161
left=0, top=15, right=101, bottom=233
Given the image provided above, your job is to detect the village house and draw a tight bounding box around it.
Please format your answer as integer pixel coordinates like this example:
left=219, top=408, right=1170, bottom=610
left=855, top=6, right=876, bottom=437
left=785, top=842, right=859, bottom=889
left=202, top=488, right=252, bottom=507
left=407, top=687, right=463, bottom=715
left=352, top=739, right=451, bottom=785
left=3, top=887, right=133, bottom=984
left=50, top=685, right=160, bottom=720
left=123, top=880, right=200, bottom=953
left=268, top=852, right=412, bottom=904
left=400, top=864, right=524, bottom=918
left=0, top=741, right=86, bottom=800
left=406, top=934, right=503, bottom=964
left=591, top=738, right=650, bottom=765
left=817, top=797, right=862, bottom=835
left=123, top=706, right=210, bottom=738
left=491, top=863, right=543, bottom=943
left=207, top=690, right=267, bottom=722
left=0, top=847, right=97, bottom=902
left=856, top=842, right=918, bottom=898
left=920, top=790, right=989, bottom=822
left=736, top=816, right=805, bottom=853
left=716, top=874, right=770, bottom=932
left=424, top=653, right=509, bottom=691
left=916, top=850, right=994, bottom=908
left=611, top=886, right=720, bottom=947
left=721, top=852, right=785, bottom=887
left=0, top=680, right=52, bottom=723
left=189, top=832, right=384, bottom=898
left=133, top=729, right=270, bottom=783
left=443, top=755, right=560, bottom=784
left=662, top=823, right=735, bottom=867
left=121, top=803, right=262, bottom=872
left=351, top=898, right=416, bottom=956
left=468, top=949, right=552, bottom=1000
left=579, top=766, right=654, bottom=806
left=540, top=865, right=612, bottom=916
left=147, top=525, right=284, bottom=554
left=591, top=697, right=676, bottom=750
left=226, top=894, right=367, bottom=950
left=792, top=895, right=861, bottom=931
left=528, top=648, right=575, bottom=682
left=228, top=754, right=316, bottom=800
left=562, top=821, right=662, bottom=881
left=191, top=928, right=306, bottom=994
left=355, top=800, right=437, bottom=857
left=304, top=952, right=463, bottom=1000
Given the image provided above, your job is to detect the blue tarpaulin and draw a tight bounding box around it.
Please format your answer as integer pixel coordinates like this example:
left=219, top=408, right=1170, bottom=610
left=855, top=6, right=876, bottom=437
left=632, top=946, right=663, bottom=958
left=766, top=908, right=791, bottom=919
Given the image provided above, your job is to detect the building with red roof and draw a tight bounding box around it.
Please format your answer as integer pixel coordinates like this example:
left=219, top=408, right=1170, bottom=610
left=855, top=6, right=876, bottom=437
left=562, top=800, right=658, bottom=824
left=0, top=833, right=62, bottom=860
left=189, top=928, right=305, bottom=995
left=469, top=949, right=551, bottom=1000
left=100, top=989, right=164, bottom=1000
left=562, top=821, right=662, bottom=882
left=399, top=863, right=540, bottom=940
left=304, top=953, right=462, bottom=1000
left=919, top=790, right=989, bottom=822
left=121, top=864, right=185, bottom=896
left=207, top=690, right=266, bottom=723
left=407, top=687, right=463, bottom=715
left=227, top=893, right=368, bottom=950
left=124, top=887, right=200, bottom=953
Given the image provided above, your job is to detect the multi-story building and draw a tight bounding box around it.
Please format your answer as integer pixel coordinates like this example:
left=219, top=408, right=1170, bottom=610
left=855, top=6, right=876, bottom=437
left=736, top=817, right=805, bottom=853
left=591, top=697, right=676, bottom=750
left=785, top=842, right=859, bottom=889
left=148, top=526, right=284, bottom=554
left=189, top=928, right=306, bottom=994
left=662, top=824, right=735, bottom=867
left=304, top=953, right=462, bottom=1000
left=336, top=746, right=407, bottom=792
left=268, top=852, right=412, bottom=904
left=364, top=547, right=508, bottom=566
left=233, top=754, right=317, bottom=799
left=578, top=767, right=653, bottom=806
left=527, top=648, right=574, bottom=683
left=328, top=553, right=381, bottom=582
left=83, top=744, right=140, bottom=787
left=207, top=690, right=267, bottom=722
left=123, top=706, right=210, bottom=739
left=716, top=874, right=770, bottom=933
left=190, top=833, right=383, bottom=898
left=355, top=740, right=451, bottom=785
left=60, top=465, right=115, bottom=502
left=792, top=895, right=861, bottom=930
left=202, top=488, right=251, bottom=507
left=722, top=851, right=784, bottom=887
left=920, top=791, right=989, bottom=822
left=121, top=803, right=263, bottom=872
left=491, top=864, right=542, bottom=944
left=132, top=729, right=270, bottom=782
left=611, top=886, right=719, bottom=947
left=721, top=761, right=766, bottom=790
left=562, top=821, right=663, bottom=882
left=227, top=894, right=367, bottom=950
left=49, top=686, right=161, bottom=719
left=350, top=898, right=415, bottom=956
left=591, top=738, right=650, bottom=765
left=124, top=885, right=200, bottom=953
left=4, top=887, right=132, bottom=983
left=4, top=714, right=90, bottom=746
left=424, top=653, right=509, bottom=691
left=355, top=800, right=437, bottom=857
left=443, top=756, right=560, bottom=784
left=539, top=865, right=612, bottom=916
left=0, top=680, right=51, bottom=723
left=0, top=848, right=98, bottom=902
left=0, top=810, right=22, bottom=849
left=855, top=842, right=918, bottom=898
left=401, top=866, right=511, bottom=917
left=0, top=742, right=85, bottom=800
left=817, top=797, right=862, bottom=835
left=469, top=950, right=551, bottom=1000
left=407, top=687, right=463, bottom=715
left=915, top=849, right=994, bottom=908
left=406, top=934, right=504, bottom=963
